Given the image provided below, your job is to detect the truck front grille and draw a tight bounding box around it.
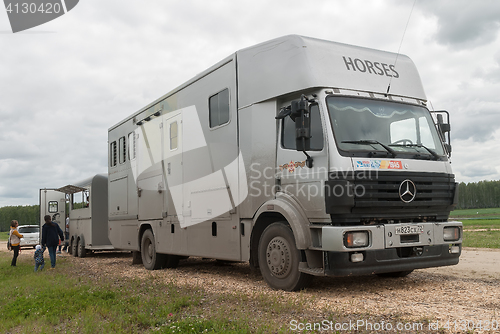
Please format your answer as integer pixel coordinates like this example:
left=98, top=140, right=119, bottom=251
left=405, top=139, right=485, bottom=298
left=325, top=171, right=457, bottom=224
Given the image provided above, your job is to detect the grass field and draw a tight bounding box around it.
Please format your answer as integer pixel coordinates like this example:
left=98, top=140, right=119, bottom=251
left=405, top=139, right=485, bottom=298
left=451, top=208, right=500, bottom=249
left=462, top=219, right=500, bottom=248
left=462, top=229, right=500, bottom=248
left=450, top=207, right=500, bottom=218
left=1, top=252, right=416, bottom=334
left=0, top=252, right=287, bottom=333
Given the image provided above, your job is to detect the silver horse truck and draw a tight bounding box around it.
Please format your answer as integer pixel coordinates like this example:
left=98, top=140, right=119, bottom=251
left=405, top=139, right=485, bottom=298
left=107, top=35, right=462, bottom=291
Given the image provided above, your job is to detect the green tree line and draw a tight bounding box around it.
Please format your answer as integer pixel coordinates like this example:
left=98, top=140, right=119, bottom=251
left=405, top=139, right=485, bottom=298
left=0, top=205, right=39, bottom=232
left=0, top=180, right=498, bottom=229
left=457, top=180, right=500, bottom=209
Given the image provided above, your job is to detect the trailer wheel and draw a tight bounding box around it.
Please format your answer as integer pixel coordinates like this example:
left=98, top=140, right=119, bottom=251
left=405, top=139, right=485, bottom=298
left=377, top=270, right=413, bottom=278
left=68, top=237, right=73, bottom=255
left=258, top=222, right=312, bottom=291
left=141, top=229, right=166, bottom=270
left=77, top=237, right=86, bottom=258
left=71, top=237, right=78, bottom=257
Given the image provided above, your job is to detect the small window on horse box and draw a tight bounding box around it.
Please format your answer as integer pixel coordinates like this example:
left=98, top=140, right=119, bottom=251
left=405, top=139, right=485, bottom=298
left=212, top=222, right=217, bottom=237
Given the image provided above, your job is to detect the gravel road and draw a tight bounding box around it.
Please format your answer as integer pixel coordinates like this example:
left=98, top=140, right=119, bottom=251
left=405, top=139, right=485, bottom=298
left=3, top=243, right=499, bottom=332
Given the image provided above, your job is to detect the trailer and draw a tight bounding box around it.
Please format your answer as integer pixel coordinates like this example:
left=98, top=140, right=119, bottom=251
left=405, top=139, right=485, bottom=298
left=107, top=35, right=462, bottom=291
left=54, top=174, right=113, bottom=257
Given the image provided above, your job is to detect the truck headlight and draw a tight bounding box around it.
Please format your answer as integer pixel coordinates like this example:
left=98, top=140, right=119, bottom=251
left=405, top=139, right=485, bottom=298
left=443, top=226, right=461, bottom=242
left=344, top=231, right=369, bottom=248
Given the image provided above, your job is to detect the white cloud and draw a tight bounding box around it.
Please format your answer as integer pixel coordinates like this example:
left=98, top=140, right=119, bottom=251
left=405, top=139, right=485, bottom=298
left=418, top=0, right=500, bottom=49
left=1, top=0, right=500, bottom=207
left=452, top=129, right=500, bottom=182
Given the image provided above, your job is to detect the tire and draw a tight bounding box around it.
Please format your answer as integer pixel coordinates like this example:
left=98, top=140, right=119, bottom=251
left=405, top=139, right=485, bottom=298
left=377, top=270, right=414, bottom=278
left=141, top=229, right=166, bottom=270
left=77, top=237, right=86, bottom=258
left=258, top=222, right=312, bottom=291
left=71, top=237, right=77, bottom=257
left=68, top=238, right=72, bottom=255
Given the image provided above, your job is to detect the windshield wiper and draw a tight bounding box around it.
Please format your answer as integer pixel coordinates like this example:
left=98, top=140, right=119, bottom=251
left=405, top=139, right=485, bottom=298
left=342, top=140, right=396, bottom=157
left=389, top=143, right=440, bottom=160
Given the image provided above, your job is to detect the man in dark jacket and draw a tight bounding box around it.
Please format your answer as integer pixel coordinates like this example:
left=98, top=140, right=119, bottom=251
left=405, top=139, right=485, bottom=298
left=41, top=215, right=64, bottom=269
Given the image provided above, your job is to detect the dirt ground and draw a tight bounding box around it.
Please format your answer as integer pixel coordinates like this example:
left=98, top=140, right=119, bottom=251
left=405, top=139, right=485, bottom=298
left=3, top=242, right=499, bottom=332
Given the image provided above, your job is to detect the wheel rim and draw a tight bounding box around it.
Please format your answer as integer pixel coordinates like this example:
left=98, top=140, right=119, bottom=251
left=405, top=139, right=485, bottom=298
left=266, top=236, right=291, bottom=278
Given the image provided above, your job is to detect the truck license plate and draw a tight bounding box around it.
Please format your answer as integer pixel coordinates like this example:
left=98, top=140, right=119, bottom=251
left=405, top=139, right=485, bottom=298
left=395, top=225, right=424, bottom=235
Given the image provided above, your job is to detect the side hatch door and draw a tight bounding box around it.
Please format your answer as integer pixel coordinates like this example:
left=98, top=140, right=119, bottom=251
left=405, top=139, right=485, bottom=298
left=39, top=188, right=66, bottom=240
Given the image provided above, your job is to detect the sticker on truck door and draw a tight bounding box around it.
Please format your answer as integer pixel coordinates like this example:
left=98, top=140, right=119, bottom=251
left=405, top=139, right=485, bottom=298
left=279, top=160, right=306, bottom=173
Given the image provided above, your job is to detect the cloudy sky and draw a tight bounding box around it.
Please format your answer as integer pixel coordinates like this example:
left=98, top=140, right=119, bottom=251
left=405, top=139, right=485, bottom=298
left=1, top=0, right=500, bottom=207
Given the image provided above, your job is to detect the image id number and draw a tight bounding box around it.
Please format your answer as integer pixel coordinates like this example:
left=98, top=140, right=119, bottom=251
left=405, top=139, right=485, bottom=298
left=6, top=2, right=62, bottom=14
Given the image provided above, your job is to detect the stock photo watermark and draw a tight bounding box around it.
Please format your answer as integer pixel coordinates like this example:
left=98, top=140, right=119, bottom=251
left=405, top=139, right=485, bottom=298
left=289, top=318, right=500, bottom=332
left=3, top=0, right=79, bottom=33
left=248, top=163, right=377, bottom=199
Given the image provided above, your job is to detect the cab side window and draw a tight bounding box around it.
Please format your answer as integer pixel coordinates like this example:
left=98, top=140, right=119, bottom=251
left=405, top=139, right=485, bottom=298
left=282, top=104, right=324, bottom=150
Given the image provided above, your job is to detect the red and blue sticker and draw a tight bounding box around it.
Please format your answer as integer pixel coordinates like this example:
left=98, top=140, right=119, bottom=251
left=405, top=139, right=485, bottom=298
left=356, top=160, right=402, bottom=170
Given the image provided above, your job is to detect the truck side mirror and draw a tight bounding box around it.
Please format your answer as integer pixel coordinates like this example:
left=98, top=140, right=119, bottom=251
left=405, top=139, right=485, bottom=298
left=444, top=143, right=452, bottom=154
left=275, top=94, right=314, bottom=168
left=433, top=111, right=452, bottom=157
left=292, top=97, right=311, bottom=151
left=436, top=114, right=451, bottom=136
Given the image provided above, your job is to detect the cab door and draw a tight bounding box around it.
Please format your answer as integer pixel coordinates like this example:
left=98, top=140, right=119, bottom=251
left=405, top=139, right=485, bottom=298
left=276, top=102, right=330, bottom=219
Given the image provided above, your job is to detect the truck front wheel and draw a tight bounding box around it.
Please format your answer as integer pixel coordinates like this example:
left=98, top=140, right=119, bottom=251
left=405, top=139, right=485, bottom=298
left=141, top=229, right=166, bottom=270
left=258, top=222, right=312, bottom=291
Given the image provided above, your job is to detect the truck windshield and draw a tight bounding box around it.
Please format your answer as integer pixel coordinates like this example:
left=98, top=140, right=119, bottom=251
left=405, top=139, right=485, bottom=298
left=326, top=96, right=445, bottom=158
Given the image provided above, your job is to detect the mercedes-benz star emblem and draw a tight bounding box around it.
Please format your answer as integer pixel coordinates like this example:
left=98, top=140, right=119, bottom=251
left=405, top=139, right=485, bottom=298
left=399, top=179, right=417, bottom=203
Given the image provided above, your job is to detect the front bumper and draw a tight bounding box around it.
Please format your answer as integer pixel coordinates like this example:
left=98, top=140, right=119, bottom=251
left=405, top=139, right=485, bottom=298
left=307, top=221, right=462, bottom=276
left=324, top=244, right=460, bottom=276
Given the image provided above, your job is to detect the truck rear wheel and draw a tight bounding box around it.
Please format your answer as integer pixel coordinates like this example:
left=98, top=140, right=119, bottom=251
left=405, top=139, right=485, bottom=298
left=258, top=222, right=312, bottom=291
left=141, top=229, right=166, bottom=270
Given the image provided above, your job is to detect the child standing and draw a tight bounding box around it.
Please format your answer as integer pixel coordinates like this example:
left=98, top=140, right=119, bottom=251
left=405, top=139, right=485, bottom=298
left=34, top=245, right=45, bottom=272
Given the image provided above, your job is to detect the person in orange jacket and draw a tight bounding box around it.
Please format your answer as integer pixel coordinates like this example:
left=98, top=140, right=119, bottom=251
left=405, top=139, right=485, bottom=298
left=9, top=220, right=23, bottom=266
